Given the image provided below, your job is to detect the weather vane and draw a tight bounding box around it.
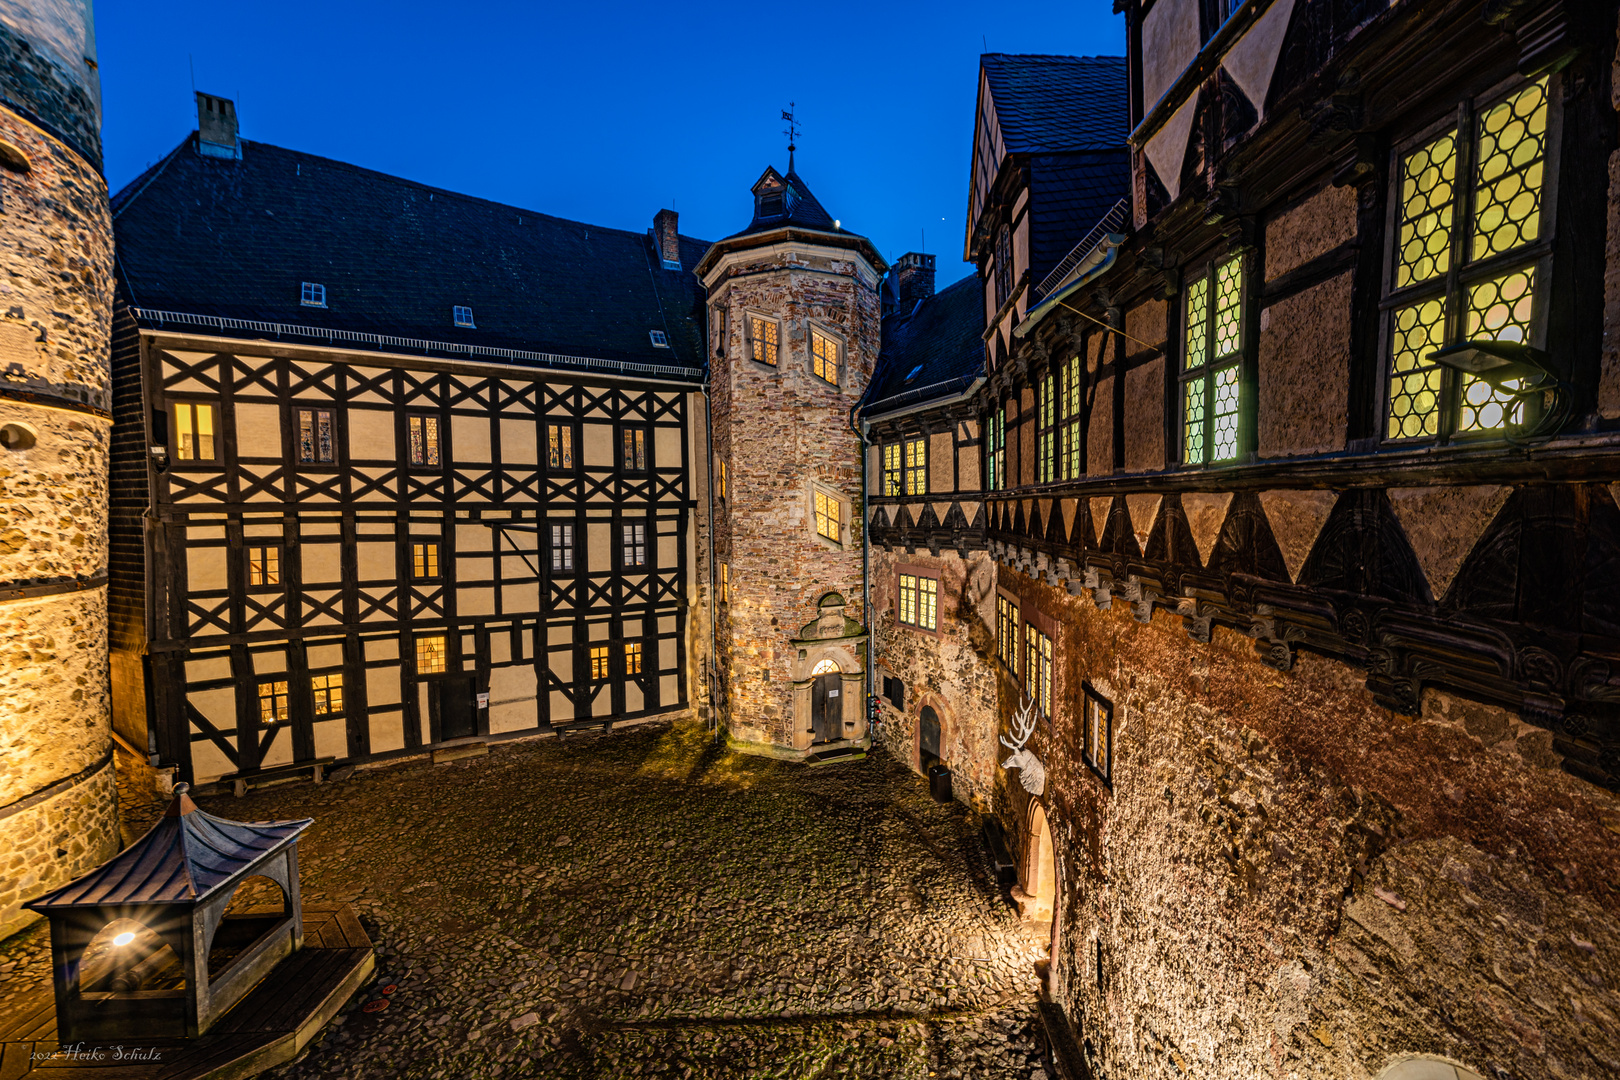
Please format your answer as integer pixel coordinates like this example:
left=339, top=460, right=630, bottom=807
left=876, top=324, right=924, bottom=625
left=781, top=103, right=799, bottom=172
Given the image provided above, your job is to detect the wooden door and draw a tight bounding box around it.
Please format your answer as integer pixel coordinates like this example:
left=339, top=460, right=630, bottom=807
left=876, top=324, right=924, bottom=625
left=433, top=677, right=478, bottom=741
left=920, top=706, right=941, bottom=765
left=811, top=672, right=842, bottom=743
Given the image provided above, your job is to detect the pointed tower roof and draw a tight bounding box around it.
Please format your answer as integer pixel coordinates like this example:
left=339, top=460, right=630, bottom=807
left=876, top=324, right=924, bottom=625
left=696, top=163, right=885, bottom=280
left=25, top=785, right=313, bottom=910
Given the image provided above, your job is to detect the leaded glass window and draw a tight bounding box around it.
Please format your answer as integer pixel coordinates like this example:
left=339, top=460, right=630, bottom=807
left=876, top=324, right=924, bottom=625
left=1384, top=78, right=1551, bottom=441
left=1181, top=255, right=1245, bottom=465
left=415, top=635, right=447, bottom=674
left=1061, top=355, right=1082, bottom=480
left=1037, top=370, right=1056, bottom=483
left=748, top=315, right=779, bottom=366
left=904, top=436, right=926, bottom=496
left=997, top=595, right=1019, bottom=672
left=1025, top=621, right=1052, bottom=717
left=987, top=404, right=1006, bottom=490
left=408, top=414, right=440, bottom=467
left=297, top=408, right=335, bottom=464
left=547, top=423, right=574, bottom=470
left=898, top=572, right=939, bottom=631
left=882, top=443, right=903, bottom=497
left=814, top=489, right=841, bottom=542
left=810, top=328, right=839, bottom=386
left=621, top=426, right=647, bottom=472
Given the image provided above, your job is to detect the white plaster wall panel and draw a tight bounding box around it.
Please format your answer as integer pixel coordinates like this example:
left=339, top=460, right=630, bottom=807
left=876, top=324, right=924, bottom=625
left=347, top=407, right=395, bottom=461
left=366, top=664, right=401, bottom=706
left=235, top=402, right=283, bottom=459
left=1146, top=96, right=1201, bottom=203
left=368, top=710, right=404, bottom=753
left=1221, top=0, right=1297, bottom=119
left=500, top=417, right=537, bottom=465
left=453, top=414, right=491, bottom=463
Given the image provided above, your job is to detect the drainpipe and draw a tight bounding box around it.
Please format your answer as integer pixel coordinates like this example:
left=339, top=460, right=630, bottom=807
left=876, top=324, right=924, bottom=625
left=703, top=366, right=719, bottom=742
left=848, top=399, right=873, bottom=741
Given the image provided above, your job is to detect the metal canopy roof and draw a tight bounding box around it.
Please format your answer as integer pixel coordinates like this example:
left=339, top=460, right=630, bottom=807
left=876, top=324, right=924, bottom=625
left=26, top=786, right=312, bottom=911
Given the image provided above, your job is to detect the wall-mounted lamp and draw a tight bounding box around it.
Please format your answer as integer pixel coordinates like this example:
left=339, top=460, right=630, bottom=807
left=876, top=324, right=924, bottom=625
left=1426, top=339, right=1570, bottom=441
left=149, top=444, right=169, bottom=472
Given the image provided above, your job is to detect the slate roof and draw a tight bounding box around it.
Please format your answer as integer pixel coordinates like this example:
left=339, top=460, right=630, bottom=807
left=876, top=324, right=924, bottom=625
left=26, top=788, right=311, bottom=910
left=725, top=166, right=841, bottom=240
left=981, top=54, right=1130, bottom=154
left=1029, top=152, right=1132, bottom=288
left=864, top=273, right=985, bottom=416
left=112, top=136, right=711, bottom=375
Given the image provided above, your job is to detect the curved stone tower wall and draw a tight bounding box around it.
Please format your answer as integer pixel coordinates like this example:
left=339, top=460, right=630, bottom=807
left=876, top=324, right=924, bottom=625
left=0, top=0, right=119, bottom=939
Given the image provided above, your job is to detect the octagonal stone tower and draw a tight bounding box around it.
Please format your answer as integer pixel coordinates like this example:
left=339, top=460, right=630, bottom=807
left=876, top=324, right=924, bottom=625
left=695, top=162, right=885, bottom=757
left=0, top=0, right=120, bottom=937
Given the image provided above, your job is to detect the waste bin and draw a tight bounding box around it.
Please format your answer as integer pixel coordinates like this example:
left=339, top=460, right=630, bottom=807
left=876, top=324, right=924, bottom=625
left=927, top=762, right=952, bottom=803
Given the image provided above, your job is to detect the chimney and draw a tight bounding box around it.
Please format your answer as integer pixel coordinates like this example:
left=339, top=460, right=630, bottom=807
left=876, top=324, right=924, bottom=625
left=653, top=209, right=681, bottom=268
left=195, top=92, right=240, bottom=160
left=893, top=252, right=936, bottom=305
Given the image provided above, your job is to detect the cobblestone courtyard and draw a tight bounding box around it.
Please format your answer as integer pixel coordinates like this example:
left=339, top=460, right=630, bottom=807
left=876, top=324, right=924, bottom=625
left=2, top=721, right=1051, bottom=1079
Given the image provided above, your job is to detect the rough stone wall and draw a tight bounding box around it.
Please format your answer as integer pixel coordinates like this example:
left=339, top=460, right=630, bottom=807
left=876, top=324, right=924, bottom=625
left=870, top=546, right=999, bottom=807
left=975, top=565, right=1620, bottom=1080
left=707, top=246, right=880, bottom=748
left=0, top=23, right=118, bottom=939
left=1603, top=27, right=1620, bottom=419
left=1257, top=272, right=1351, bottom=457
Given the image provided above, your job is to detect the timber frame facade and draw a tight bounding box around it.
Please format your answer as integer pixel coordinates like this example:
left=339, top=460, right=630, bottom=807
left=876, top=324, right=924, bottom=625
left=112, top=328, right=698, bottom=783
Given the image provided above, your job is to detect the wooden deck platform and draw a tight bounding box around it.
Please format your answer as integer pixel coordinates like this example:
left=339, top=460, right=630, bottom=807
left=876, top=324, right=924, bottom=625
left=0, top=904, right=373, bottom=1080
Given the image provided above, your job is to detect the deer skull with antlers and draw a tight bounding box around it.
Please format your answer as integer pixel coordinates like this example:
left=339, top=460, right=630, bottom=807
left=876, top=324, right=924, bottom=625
left=1000, top=696, right=1046, bottom=796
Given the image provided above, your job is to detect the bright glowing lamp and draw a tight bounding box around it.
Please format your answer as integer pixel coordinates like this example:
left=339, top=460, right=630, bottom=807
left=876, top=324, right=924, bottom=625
left=112, top=931, right=136, bottom=947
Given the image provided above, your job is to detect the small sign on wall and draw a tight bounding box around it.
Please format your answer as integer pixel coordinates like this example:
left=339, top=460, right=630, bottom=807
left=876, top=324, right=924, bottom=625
left=477, top=693, right=489, bottom=709
left=828, top=688, right=839, bottom=698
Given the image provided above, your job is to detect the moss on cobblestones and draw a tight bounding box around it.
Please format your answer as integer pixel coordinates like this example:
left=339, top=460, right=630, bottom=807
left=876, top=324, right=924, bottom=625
left=0, top=720, right=1050, bottom=1078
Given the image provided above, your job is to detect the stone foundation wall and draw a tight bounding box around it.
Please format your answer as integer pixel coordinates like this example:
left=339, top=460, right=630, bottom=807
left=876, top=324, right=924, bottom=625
left=869, top=546, right=999, bottom=807
left=971, top=563, right=1620, bottom=1080
left=0, top=755, right=117, bottom=937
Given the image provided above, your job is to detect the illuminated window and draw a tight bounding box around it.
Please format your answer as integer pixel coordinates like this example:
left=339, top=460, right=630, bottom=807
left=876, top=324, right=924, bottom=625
left=1181, top=254, right=1244, bottom=465
left=1061, top=354, right=1082, bottom=479
left=550, top=523, right=574, bottom=573
left=297, top=408, right=336, bottom=464
left=589, top=645, right=610, bottom=680
left=810, top=328, right=839, bottom=386
left=897, top=572, right=938, bottom=631
left=987, top=404, right=1006, bottom=490
left=719, top=562, right=729, bottom=602
left=246, top=546, right=280, bottom=588
left=301, top=281, right=326, bottom=307
left=311, top=671, right=344, bottom=717
left=814, top=489, right=841, bottom=542
left=622, top=522, right=647, bottom=568
left=407, top=414, right=440, bottom=466
left=882, top=443, right=902, bottom=497
left=547, top=423, right=574, bottom=470
left=1025, top=621, right=1052, bottom=717
left=415, top=634, right=447, bottom=674
left=1082, top=684, right=1111, bottom=781
left=172, top=402, right=216, bottom=461
left=412, top=542, right=440, bottom=579
left=1385, top=78, right=1550, bottom=441
left=903, top=436, right=926, bottom=496
left=748, top=315, right=779, bottom=366
left=453, top=305, right=475, bottom=328
left=257, top=680, right=290, bottom=723
left=997, top=595, right=1019, bottom=672
left=1037, top=370, right=1056, bottom=483
left=621, top=426, right=647, bottom=472
left=718, top=460, right=728, bottom=500
left=624, top=642, right=642, bottom=675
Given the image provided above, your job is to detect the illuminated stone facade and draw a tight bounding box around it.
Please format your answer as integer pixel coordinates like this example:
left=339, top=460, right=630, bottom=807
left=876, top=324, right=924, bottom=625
left=0, top=1, right=119, bottom=938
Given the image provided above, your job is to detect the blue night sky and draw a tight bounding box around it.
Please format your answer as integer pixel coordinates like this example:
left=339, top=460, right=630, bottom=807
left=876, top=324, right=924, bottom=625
left=97, top=1, right=1123, bottom=288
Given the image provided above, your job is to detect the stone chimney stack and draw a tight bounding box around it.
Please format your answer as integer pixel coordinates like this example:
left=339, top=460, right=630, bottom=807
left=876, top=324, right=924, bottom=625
left=893, top=252, right=936, bottom=305
left=195, top=92, right=240, bottom=159
left=654, top=209, right=681, bottom=268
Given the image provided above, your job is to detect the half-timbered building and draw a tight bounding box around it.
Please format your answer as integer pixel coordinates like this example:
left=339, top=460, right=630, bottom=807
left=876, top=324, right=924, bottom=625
left=865, top=5, right=1620, bottom=1078
left=109, top=99, right=707, bottom=785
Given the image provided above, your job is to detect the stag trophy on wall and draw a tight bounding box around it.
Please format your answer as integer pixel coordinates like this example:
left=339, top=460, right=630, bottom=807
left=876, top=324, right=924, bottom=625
left=1000, top=696, right=1046, bottom=795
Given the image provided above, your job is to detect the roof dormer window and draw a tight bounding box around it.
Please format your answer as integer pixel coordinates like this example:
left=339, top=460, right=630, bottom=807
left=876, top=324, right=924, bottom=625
left=649, top=330, right=669, bottom=348
left=759, top=192, right=785, bottom=218
left=301, top=282, right=326, bottom=308
left=453, top=305, right=475, bottom=328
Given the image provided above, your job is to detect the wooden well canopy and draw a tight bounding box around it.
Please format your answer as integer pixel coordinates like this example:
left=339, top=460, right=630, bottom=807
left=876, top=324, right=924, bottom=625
left=25, top=783, right=312, bottom=1041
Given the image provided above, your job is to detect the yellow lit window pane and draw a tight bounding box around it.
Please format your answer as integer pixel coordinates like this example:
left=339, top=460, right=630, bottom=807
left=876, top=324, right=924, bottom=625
left=413, top=543, right=440, bottom=578
left=1211, top=364, right=1240, bottom=461
left=248, top=546, right=279, bottom=587
left=416, top=635, right=446, bottom=674
left=1473, top=79, right=1547, bottom=262
left=175, top=403, right=216, bottom=461
left=1457, top=266, right=1537, bottom=433
left=904, top=437, right=926, bottom=495
left=751, top=317, right=778, bottom=365
left=548, top=424, right=573, bottom=469
left=312, top=672, right=343, bottom=716
left=919, top=576, right=937, bottom=631
left=1184, top=275, right=1209, bottom=371
left=814, top=490, right=840, bottom=541
left=1396, top=130, right=1457, bottom=288
left=883, top=443, right=901, bottom=497
left=590, top=646, right=609, bottom=679
left=719, top=563, right=729, bottom=603
left=1386, top=298, right=1447, bottom=439
left=1213, top=256, right=1243, bottom=358
left=899, top=573, right=916, bottom=625
left=1183, top=379, right=1206, bottom=463
left=257, top=680, right=289, bottom=723
left=811, top=329, right=838, bottom=384
left=625, top=643, right=642, bottom=675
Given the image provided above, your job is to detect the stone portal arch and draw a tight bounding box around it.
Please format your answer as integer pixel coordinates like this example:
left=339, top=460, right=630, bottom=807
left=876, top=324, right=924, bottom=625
left=1025, top=800, right=1056, bottom=923
left=1378, top=1057, right=1485, bottom=1080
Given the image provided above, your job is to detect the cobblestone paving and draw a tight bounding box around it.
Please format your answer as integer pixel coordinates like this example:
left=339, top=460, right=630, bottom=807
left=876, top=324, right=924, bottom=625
left=1, top=721, right=1052, bottom=1079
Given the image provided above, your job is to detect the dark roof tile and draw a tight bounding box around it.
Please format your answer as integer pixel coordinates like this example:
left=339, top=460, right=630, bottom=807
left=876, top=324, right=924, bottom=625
left=981, top=54, right=1129, bottom=154
left=866, top=274, right=985, bottom=414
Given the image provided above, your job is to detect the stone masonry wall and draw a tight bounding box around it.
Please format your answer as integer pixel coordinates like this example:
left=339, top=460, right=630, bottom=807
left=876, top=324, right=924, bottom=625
left=975, top=565, right=1620, bottom=1080
left=708, top=245, right=881, bottom=748
left=869, top=546, right=999, bottom=807
left=0, top=25, right=118, bottom=941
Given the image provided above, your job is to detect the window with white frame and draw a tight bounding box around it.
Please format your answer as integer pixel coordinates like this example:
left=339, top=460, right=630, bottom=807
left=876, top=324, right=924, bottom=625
left=453, top=305, right=475, bottom=328
left=550, top=523, right=575, bottom=573
left=301, top=281, right=326, bottom=307
left=1037, top=369, right=1056, bottom=483
left=622, top=522, right=647, bottom=568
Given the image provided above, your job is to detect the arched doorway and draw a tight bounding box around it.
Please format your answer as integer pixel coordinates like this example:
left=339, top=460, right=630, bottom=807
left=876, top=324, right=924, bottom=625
left=810, top=658, right=842, bottom=744
left=1378, top=1058, right=1485, bottom=1080
left=919, top=706, right=941, bottom=767
left=1026, top=801, right=1056, bottom=923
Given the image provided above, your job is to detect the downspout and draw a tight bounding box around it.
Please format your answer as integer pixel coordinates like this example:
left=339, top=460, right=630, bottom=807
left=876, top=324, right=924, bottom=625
left=848, top=399, right=873, bottom=741
left=703, top=365, right=718, bottom=742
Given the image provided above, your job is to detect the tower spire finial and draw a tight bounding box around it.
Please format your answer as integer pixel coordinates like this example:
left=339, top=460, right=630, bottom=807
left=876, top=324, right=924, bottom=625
left=781, top=103, right=799, bottom=173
